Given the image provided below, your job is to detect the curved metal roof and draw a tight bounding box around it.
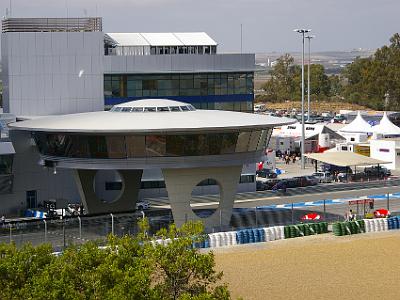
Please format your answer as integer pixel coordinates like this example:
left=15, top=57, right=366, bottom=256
left=9, top=99, right=295, bottom=134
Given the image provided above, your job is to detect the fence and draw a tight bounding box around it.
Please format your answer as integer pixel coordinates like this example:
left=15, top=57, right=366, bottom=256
left=0, top=211, right=174, bottom=251
left=3, top=191, right=400, bottom=250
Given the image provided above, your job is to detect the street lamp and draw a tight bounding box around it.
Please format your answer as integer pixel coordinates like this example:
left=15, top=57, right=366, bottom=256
left=305, top=35, right=315, bottom=121
left=294, top=29, right=311, bottom=170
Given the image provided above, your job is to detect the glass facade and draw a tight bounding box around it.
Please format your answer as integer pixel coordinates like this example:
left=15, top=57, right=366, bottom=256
left=104, top=72, right=254, bottom=112
left=33, top=129, right=271, bottom=159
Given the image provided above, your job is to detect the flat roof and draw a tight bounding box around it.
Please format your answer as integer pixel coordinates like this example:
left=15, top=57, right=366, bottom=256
left=305, top=152, right=390, bottom=167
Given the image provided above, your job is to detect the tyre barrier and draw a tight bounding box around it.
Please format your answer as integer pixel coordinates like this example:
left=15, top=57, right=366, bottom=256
left=388, top=216, right=400, bottom=230
left=284, top=222, right=328, bottom=239
left=363, top=218, right=389, bottom=233
left=332, top=220, right=365, bottom=236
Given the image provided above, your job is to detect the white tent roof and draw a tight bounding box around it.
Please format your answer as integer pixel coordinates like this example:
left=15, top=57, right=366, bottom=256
left=106, top=33, right=149, bottom=46
left=305, top=152, right=390, bottom=167
left=339, top=111, right=372, bottom=133
left=372, top=112, right=400, bottom=136
left=106, top=32, right=217, bottom=47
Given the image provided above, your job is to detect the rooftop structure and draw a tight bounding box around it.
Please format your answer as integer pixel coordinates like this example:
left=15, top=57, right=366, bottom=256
left=105, top=32, right=217, bottom=56
left=1, top=17, right=102, bottom=33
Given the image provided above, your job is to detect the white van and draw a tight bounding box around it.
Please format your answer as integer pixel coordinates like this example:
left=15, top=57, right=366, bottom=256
left=312, top=171, right=332, bottom=183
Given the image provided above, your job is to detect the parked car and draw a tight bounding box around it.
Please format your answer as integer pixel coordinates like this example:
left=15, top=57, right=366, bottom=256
left=364, top=166, right=391, bottom=177
left=136, top=201, right=150, bottom=211
left=256, top=178, right=279, bottom=191
left=256, top=168, right=277, bottom=179
left=303, top=176, right=319, bottom=186
left=312, top=171, right=332, bottom=183
left=272, top=180, right=288, bottom=192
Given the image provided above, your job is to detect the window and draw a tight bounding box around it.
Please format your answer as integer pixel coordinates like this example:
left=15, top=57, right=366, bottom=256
left=146, top=135, right=166, bottom=156
left=248, top=131, right=262, bottom=151
left=350, top=138, right=355, bottom=142
left=104, top=72, right=254, bottom=100
left=106, top=136, right=126, bottom=158
left=105, top=182, right=122, bottom=190
left=236, top=131, right=251, bottom=152
left=157, top=107, right=170, bottom=112
left=141, top=180, right=166, bottom=189
left=26, top=190, right=37, bottom=209
left=88, top=136, right=108, bottom=158
left=240, top=175, right=255, bottom=183
left=221, top=133, right=238, bottom=154
left=143, top=79, right=157, bottom=91
left=126, top=136, right=146, bottom=157
left=166, top=135, right=185, bottom=156
left=379, top=148, right=390, bottom=152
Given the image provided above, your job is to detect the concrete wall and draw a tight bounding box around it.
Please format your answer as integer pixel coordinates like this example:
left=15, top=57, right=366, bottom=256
left=103, top=53, right=255, bottom=74
left=1, top=32, right=104, bottom=116
left=0, top=131, right=79, bottom=216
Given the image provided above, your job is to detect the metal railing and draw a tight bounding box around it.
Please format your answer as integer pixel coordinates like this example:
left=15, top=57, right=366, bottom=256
left=0, top=211, right=173, bottom=251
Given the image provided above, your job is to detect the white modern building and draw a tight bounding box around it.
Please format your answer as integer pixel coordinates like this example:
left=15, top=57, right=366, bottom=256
left=0, top=17, right=285, bottom=224
left=9, top=99, right=293, bottom=228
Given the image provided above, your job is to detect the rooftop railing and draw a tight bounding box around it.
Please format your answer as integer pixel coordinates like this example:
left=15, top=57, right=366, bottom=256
left=1, top=17, right=102, bottom=33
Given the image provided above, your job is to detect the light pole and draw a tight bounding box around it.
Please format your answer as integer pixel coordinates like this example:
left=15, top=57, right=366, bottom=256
left=294, top=29, right=311, bottom=170
left=305, top=35, right=315, bottom=121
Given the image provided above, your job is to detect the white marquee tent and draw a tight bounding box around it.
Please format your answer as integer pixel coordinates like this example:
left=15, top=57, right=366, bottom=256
left=371, top=112, right=400, bottom=136
left=339, top=111, right=372, bottom=134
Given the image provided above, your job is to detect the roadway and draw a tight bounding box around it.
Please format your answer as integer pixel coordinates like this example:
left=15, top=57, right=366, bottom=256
left=146, top=179, right=400, bottom=210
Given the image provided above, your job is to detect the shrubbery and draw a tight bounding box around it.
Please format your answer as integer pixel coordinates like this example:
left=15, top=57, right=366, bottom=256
left=0, top=220, right=231, bottom=300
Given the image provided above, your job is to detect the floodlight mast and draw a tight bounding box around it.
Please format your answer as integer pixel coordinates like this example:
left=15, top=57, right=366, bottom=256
left=305, top=35, right=315, bottom=121
left=294, top=29, right=311, bottom=170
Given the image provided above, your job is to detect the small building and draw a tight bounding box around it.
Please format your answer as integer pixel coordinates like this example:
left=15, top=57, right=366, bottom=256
left=271, top=122, right=345, bottom=154
left=370, top=138, right=400, bottom=170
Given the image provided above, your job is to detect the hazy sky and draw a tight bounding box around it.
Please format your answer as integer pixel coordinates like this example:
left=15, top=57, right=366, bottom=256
left=0, top=0, right=399, bottom=53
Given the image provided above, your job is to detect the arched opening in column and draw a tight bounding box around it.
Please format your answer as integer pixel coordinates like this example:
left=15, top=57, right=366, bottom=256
left=94, top=170, right=124, bottom=203
left=190, top=178, right=221, bottom=218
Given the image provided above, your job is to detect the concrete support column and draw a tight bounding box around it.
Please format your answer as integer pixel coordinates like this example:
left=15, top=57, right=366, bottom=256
left=162, top=165, right=242, bottom=230
left=74, top=169, right=143, bottom=214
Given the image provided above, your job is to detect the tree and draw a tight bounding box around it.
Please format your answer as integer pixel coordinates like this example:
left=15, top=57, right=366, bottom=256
left=261, top=54, right=340, bottom=103
left=341, top=33, right=400, bottom=110
left=262, top=54, right=300, bottom=101
left=0, top=220, right=231, bottom=300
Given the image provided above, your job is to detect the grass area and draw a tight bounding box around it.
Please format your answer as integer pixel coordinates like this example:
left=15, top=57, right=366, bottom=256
left=214, top=231, right=400, bottom=300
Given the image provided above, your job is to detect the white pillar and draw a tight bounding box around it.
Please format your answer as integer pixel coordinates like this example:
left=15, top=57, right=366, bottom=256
left=162, top=165, right=242, bottom=230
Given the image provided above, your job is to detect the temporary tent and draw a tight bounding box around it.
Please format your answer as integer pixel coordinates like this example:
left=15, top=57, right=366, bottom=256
left=371, top=112, right=400, bottom=136
left=339, top=111, right=372, bottom=134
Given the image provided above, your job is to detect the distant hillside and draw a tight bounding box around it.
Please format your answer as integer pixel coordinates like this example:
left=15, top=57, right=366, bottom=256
left=256, top=50, right=374, bottom=75
left=255, top=100, right=369, bottom=114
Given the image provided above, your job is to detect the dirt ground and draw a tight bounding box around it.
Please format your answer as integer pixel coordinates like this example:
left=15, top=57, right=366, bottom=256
left=214, top=231, right=400, bottom=300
